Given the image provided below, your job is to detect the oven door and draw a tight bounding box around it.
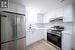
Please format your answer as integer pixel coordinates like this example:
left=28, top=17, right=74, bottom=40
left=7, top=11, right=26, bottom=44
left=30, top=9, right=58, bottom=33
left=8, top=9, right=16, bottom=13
left=47, top=33, right=61, bottom=48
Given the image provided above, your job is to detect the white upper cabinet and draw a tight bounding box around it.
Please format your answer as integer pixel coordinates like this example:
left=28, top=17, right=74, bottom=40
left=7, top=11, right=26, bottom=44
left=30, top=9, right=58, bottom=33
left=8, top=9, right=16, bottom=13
left=0, top=0, right=25, bottom=14
left=8, top=2, right=16, bottom=12
left=37, top=8, right=64, bottom=23
left=9, top=0, right=25, bottom=14
left=63, top=4, right=73, bottom=22
left=43, top=8, right=64, bottom=23
left=15, top=4, right=25, bottom=14
left=37, top=13, right=45, bottom=23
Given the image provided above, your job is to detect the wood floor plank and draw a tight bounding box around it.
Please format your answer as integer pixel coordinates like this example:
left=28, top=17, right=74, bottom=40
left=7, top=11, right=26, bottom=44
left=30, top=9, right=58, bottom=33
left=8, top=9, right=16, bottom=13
left=27, top=40, right=58, bottom=50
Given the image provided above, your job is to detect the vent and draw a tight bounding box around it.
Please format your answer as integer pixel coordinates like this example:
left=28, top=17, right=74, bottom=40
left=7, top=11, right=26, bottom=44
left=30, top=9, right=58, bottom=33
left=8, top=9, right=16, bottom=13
left=58, top=0, right=64, bottom=2
left=60, top=0, right=64, bottom=2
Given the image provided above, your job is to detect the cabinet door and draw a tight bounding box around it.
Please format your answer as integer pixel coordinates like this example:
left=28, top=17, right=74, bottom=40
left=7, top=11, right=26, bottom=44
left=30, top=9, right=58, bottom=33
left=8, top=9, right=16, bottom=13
left=0, top=1, right=25, bottom=13
left=63, top=4, right=73, bottom=22
left=26, top=29, right=44, bottom=46
left=36, top=29, right=44, bottom=40
left=26, top=30, right=33, bottom=46
left=62, top=33, right=72, bottom=50
left=15, top=4, right=25, bottom=14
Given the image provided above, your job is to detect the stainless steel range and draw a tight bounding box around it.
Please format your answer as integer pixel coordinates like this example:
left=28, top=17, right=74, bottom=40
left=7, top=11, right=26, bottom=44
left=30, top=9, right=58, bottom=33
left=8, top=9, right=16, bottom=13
left=47, top=26, right=64, bottom=48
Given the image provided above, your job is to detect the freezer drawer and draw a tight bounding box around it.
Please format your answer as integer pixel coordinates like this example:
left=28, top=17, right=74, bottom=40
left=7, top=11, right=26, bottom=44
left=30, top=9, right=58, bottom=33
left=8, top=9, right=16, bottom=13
left=8, top=38, right=26, bottom=50
left=8, top=41, right=17, bottom=50
left=1, top=37, right=26, bottom=50
left=1, top=43, right=8, bottom=50
left=17, top=38, right=26, bottom=50
left=1, top=40, right=17, bottom=50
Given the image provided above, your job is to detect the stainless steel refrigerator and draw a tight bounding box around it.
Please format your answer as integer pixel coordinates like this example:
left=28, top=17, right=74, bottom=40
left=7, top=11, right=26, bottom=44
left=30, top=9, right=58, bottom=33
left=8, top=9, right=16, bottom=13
left=1, top=11, right=26, bottom=50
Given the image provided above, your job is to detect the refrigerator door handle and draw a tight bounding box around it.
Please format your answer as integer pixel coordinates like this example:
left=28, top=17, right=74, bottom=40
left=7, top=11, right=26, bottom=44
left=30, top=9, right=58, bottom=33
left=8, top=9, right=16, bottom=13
left=0, top=13, right=7, bottom=17
left=1, top=14, right=7, bottom=17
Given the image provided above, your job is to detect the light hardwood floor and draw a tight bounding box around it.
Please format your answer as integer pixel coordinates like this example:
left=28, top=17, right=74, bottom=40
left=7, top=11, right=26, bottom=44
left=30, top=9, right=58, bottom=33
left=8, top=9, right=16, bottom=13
left=27, top=40, right=58, bottom=50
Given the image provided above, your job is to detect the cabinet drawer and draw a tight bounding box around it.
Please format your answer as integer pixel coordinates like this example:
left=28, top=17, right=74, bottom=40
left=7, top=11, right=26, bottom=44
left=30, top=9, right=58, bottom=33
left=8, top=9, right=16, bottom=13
left=62, top=33, right=72, bottom=50
left=17, top=38, right=26, bottom=50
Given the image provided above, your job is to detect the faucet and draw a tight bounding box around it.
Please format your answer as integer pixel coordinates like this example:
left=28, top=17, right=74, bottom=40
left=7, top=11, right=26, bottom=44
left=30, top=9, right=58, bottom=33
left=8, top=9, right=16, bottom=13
left=29, top=24, right=31, bottom=29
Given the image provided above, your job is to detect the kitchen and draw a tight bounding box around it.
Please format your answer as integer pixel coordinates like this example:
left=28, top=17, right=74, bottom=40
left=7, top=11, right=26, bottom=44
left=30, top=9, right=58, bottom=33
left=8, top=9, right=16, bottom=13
left=1, top=0, right=75, bottom=50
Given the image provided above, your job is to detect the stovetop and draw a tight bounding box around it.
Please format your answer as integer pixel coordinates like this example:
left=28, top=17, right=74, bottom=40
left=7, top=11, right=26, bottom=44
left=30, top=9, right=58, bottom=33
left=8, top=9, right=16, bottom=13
left=47, top=29, right=62, bottom=36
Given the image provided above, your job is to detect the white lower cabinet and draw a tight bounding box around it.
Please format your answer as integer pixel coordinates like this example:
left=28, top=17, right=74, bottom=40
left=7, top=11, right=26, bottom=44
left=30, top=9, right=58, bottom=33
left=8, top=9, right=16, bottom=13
left=26, top=29, right=45, bottom=46
left=62, top=33, right=72, bottom=50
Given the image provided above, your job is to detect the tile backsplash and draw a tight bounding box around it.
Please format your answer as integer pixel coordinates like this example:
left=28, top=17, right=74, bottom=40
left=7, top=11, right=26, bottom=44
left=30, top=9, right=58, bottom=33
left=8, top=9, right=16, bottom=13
left=26, top=22, right=64, bottom=29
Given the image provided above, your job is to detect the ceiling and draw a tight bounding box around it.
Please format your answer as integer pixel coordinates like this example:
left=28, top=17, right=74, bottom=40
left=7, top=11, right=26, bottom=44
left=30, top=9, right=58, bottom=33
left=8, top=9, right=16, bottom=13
left=10, top=0, right=75, bottom=13
left=24, top=0, right=64, bottom=13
